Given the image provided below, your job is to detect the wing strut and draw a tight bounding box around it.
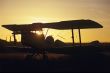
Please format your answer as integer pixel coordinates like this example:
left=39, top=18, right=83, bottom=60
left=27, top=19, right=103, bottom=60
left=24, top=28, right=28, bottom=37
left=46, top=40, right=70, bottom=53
left=45, top=28, right=49, bottom=38
left=71, top=29, right=75, bottom=46
left=78, top=28, right=81, bottom=45
left=12, top=31, right=17, bottom=45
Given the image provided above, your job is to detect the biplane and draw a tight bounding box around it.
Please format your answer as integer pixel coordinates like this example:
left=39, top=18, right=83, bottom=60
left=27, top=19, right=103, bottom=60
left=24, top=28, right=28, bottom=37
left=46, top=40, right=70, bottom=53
left=2, top=19, right=103, bottom=59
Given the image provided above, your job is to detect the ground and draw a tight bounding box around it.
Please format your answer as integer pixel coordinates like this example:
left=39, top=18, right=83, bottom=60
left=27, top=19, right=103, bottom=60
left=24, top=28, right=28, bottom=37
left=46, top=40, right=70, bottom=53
left=0, top=46, right=110, bottom=72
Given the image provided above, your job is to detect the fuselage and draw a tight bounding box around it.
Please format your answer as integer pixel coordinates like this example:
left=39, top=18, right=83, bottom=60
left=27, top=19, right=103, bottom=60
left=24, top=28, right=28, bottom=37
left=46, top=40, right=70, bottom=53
left=21, top=31, right=46, bottom=49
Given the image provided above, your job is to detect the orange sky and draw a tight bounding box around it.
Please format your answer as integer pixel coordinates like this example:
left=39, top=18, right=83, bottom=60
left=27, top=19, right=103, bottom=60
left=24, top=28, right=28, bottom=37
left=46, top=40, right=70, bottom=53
left=0, top=0, right=110, bottom=43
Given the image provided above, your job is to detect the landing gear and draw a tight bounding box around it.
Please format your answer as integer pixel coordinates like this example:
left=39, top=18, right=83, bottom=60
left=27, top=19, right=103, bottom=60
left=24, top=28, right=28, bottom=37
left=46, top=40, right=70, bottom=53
left=25, top=48, right=48, bottom=61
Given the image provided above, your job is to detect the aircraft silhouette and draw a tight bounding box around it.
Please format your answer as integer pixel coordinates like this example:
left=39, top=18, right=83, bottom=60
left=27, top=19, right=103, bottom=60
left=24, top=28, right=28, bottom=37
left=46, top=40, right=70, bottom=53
left=2, top=19, right=103, bottom=59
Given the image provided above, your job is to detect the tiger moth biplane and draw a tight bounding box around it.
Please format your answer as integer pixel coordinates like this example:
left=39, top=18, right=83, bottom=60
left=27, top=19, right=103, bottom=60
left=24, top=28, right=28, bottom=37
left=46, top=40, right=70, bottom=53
left=2, top=19, right=103, bottom=59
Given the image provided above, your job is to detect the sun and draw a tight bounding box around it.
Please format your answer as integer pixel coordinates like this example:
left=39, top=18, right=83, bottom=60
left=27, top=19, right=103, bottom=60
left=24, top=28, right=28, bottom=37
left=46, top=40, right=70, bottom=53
left=35, top=31, right=43, bottom=35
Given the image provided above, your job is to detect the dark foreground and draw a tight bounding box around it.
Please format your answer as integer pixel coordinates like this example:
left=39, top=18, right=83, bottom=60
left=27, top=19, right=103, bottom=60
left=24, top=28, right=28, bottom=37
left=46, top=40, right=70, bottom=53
left=0, top=46, right=110, bottom=72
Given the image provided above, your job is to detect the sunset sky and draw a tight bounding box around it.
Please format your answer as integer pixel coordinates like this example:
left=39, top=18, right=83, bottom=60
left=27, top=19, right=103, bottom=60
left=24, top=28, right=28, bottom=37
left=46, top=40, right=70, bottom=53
left=0, top=0, right=110, bottom=43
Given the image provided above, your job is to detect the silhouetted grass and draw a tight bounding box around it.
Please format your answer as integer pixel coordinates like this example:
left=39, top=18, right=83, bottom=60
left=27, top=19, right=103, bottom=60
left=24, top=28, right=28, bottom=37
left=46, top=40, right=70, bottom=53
left=0, top=45, right=110, bottom=72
